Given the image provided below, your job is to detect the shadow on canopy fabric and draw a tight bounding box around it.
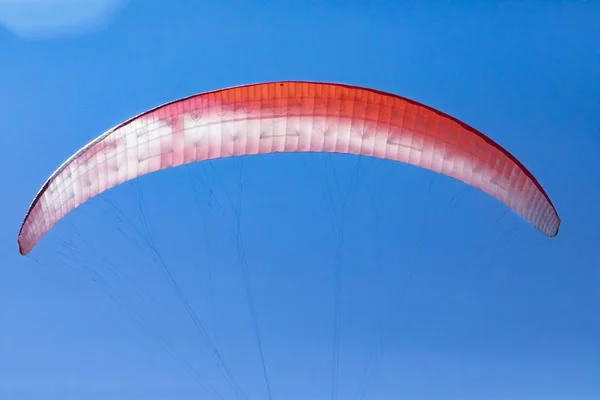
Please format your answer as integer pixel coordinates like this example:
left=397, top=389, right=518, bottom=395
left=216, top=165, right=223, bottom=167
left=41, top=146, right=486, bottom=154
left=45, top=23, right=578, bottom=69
left=17, top=81, right=560, bottom=255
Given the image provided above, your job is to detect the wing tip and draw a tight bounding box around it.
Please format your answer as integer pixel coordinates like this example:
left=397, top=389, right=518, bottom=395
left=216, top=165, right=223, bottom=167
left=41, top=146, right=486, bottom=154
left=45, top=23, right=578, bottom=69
left=543, top=215, right=561, bottom=238
left=18, top=240, right=29, bottom=256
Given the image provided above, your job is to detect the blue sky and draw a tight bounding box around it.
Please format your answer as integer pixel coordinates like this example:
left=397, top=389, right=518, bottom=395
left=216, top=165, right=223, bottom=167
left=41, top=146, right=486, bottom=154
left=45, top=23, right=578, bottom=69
left=1, top=1, right=599, bottom=399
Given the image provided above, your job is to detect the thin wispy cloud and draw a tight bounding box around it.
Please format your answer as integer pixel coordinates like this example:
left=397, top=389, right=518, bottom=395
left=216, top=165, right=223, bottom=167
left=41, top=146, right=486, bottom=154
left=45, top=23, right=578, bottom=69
left=0, top=0, right=127, bottom=39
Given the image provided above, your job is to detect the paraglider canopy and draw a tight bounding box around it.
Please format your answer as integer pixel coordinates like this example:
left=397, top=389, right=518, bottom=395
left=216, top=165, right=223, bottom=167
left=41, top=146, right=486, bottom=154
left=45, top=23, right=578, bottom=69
left=17, top=81, right=560, bottom=255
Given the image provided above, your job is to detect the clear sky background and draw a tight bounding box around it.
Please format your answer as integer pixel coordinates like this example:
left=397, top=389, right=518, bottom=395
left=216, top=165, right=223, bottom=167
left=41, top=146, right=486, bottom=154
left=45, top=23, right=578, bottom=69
left=1, top=1, right=599, bottom=399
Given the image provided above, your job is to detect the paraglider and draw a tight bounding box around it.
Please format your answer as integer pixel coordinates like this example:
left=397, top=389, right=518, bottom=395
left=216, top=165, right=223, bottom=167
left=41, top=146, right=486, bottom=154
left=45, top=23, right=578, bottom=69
left=18, top=81, right=560, bottom=255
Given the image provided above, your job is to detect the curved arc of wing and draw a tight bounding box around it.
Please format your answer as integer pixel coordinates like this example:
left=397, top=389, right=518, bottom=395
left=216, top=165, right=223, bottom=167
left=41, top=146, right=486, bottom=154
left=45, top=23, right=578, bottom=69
left=18, top=81, right=560, bottom=255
